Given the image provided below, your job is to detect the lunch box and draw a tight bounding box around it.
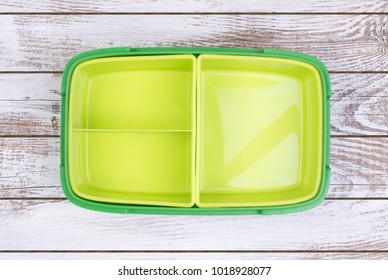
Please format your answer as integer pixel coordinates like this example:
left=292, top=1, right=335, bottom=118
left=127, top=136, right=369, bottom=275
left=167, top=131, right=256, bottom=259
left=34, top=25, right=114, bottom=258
left=60, top=47, right=330, bottom=214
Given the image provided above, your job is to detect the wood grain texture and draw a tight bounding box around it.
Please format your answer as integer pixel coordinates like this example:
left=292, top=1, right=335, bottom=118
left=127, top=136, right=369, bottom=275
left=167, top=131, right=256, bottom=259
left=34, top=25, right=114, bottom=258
left=0, top=15, right=387, bottom=71
left=1, top=0, right=387, bottom=13
left=1, top=73, right=387, bottom=136
left=0, top=74, right=61, bottom=136
left=1, top=138, right=388, bottom=198
left=331, top=73, right=388, bottom=136
left=331, top=138, right=388, bottom=185
left=0, top=199, right=387, bottom=250
left=1, top=252, right=387, bottom=260
left=0, top=0, right=387, bottom=258
left=0, top=138, right=60, bottom=198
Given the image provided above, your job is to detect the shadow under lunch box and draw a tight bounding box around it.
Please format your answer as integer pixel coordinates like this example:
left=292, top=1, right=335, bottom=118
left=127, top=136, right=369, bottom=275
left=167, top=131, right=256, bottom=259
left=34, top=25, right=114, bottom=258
left=60, top=47, right=331, bottom=215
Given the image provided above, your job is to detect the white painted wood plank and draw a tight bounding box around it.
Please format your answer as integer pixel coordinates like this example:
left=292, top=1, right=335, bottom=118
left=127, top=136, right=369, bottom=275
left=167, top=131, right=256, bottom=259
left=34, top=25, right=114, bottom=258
left=328, top=184, right=388, bottom=198
left=0, top=101, right=60, bottom=136
left=0, top=138, right=387, bottom=198
left=331, top=74, right=388, bottom=136
left=0, top=200, right=387, bottom=250
left=0, top=74, right=61, bottom=136
left=0, top=138, right=60, bottom=197
left=330, top=138, right=388, bottom=185
left=0, top=252, right=387, bottom=260
left=1, top=0, right=387, bottom=13
left=1, top=73, right=387, bottom=136
left=0, top=15, right=387, bottom=71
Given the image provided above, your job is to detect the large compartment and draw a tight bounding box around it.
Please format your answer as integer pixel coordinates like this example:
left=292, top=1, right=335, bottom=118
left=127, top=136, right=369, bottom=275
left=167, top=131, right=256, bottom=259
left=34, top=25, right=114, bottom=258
left=196, top=55, right=323, bottom=207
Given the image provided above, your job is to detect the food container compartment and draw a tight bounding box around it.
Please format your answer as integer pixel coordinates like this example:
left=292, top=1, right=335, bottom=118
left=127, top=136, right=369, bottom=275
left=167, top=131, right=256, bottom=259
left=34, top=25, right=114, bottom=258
left=197, top=55, right=322, bottom=207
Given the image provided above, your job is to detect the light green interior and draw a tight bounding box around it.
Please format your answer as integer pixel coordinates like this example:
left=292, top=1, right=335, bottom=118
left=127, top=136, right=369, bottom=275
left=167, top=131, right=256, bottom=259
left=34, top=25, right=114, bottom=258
left=68, top=54, right=323, bottom=208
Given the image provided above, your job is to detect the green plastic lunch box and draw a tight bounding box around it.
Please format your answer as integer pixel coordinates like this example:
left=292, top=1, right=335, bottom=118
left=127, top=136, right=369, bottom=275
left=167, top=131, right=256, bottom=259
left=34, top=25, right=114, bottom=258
left=60, top=47, right=331, bottom=215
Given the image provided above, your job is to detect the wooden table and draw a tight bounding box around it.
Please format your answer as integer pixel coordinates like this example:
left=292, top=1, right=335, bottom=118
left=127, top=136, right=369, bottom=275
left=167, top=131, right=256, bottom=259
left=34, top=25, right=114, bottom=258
left=0, top=0, right=387, bottom=260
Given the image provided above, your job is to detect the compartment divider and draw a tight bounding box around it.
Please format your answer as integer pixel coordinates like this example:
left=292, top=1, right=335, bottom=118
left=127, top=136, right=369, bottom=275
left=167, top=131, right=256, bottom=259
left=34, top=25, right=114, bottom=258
left=71, top=128, right=193, bottom=133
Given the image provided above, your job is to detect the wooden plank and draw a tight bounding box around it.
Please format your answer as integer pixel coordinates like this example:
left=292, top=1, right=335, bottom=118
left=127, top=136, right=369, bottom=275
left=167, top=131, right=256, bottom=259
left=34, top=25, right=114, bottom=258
left=0, top=74, right=61, bottom=136
left=331, top=138, right=388, bottom=186
left=331, top=74, right=388, bottom=136
left=0, top=252, right=387, bottom=260
left=0, top=137, right=388, bottom=198
left=0, top=15, right=387, bottom=72
left=1, top=0, right=387, bottom=13
left=0, top=138, right=60, bottom=198
left=0, top=199, right=387, bottom=250
left=1, top=73, right=388, bottom=136
left=328, top=184, right=388, bottom=198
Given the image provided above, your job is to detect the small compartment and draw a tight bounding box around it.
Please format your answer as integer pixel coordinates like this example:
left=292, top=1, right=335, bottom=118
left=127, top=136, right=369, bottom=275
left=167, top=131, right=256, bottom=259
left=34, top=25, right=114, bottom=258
left=69, top=55, right=195, bottom=130
left=69, top=130, right=194, bottom=207
left=196, top=55, right=323, bottom=207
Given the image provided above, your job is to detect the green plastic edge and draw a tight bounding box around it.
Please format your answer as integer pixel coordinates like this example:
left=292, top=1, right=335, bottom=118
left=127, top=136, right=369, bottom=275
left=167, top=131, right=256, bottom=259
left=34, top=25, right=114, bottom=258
left=60, top=47, right=331, bottom=215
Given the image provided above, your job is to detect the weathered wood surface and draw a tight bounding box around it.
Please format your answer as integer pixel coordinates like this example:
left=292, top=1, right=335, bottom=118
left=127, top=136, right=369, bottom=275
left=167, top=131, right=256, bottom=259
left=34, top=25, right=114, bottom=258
left=0, top=15, right=387, bottom=72
left=1, top=137, right=387, bottom=198
left=1, top=0, right=387, bottom=13
left=1, top=73, right=387, bottom=136
left=0, top=199, right=387, bottom=250
left=0, top=74, right=61, bottom=136
left=0, top=0, right=387, bottom=259
left=1, top=253, right=387, bottom=260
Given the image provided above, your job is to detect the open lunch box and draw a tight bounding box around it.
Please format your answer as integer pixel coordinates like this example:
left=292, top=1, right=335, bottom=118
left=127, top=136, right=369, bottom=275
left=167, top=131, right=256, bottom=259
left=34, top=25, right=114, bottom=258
left=60, top=47, right=331, bottom=215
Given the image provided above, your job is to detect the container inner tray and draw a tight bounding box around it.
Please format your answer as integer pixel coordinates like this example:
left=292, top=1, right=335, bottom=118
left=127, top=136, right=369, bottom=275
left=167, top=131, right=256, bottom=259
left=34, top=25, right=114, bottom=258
left=67, top=54, right=323, bottom=208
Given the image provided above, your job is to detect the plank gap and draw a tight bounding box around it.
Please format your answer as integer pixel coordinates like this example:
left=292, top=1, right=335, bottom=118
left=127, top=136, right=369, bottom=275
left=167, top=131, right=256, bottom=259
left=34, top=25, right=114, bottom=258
left=0, top=12, right=388, bottom=15
left=1, top=71, right=388, bottom=74
left=2, top=135, right=388, bottom=138
left=1, top=250, right=388, bottom=253
left=331, top=135, right=388, bottom=138
left=1, top=198, right=388, bottom=201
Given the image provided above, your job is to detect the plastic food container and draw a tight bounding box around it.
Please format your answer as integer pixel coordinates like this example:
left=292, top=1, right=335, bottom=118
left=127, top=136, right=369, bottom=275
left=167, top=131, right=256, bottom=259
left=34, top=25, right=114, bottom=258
left=60, top=47, right=330, bottom=215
